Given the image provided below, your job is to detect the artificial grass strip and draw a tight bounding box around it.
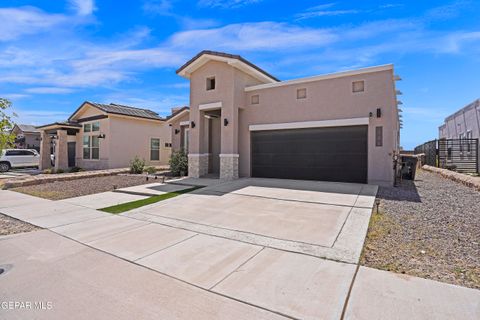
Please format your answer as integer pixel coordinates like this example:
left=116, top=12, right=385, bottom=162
left=99, top=186, right=201, bottom=214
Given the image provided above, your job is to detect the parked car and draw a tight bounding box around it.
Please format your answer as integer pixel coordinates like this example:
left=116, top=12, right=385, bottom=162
left=0, top=149, right=40, bottom=172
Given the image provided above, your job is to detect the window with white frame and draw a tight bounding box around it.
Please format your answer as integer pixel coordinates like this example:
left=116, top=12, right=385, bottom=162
left=352, top=80, right=365, bottom=93
left=150, top=138, right=160, bottom=161
left=83, top=121, right=100, bottom=160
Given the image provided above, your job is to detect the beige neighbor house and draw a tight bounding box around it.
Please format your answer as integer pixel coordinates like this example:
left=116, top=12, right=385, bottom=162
left=11, top=124, right=41, bottom=151
left=173, top=50, right=401, bottom=186
left=37, top=102, right=172, bottom=171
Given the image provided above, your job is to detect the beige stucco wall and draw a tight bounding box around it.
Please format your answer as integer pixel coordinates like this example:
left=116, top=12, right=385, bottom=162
left=73, top=104, right=171, bottom=170
left=241, top=69, right=399, bottom=185
left=187, top=59, right=399, bottom=185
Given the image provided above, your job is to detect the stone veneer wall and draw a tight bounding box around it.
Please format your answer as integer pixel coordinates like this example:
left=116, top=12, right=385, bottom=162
left=220, top=154, right=239, bottom=180
left=188, top=154, right=208, bottom=178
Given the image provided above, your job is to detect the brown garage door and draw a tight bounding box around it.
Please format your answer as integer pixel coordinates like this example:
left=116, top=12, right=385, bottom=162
left=251, top=125, right=368, bottom=183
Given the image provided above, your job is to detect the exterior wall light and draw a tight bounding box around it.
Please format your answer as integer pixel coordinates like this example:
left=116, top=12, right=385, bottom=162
left=98, top=133, right=106, bottom=139
left=175, top=129, right=180, bottom=134
left=191, top=121, right=196, bottom=128
left=224, top=118, right=229, bottom=126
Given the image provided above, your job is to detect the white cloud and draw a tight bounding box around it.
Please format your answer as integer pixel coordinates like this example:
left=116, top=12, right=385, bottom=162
left=143, top=0, right=173, bottom=16
left=198, top=0, right=262, bottom=9
left=25, top=87, right=75, bottom=94
left=69, top=0, right=96, bottom=16
left=0, top=7, right=68, bottom=41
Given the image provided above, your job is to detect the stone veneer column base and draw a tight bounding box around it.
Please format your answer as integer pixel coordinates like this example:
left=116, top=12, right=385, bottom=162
left=188, top=154, right=209, bottom=178
left=220, top=154, right=239, bottom=180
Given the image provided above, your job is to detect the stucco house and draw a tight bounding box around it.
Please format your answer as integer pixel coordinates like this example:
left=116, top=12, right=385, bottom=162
left=11, top=124, right=41, bottom=151
left=37, top=101, right=172, bottom=171
left=439, top=99, right=480, bottom=141
left=173, top=50, right=401, bottom=186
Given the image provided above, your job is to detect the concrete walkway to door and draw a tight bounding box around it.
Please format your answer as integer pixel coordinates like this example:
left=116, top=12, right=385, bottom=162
left=0, top=182, right=478, bottom=320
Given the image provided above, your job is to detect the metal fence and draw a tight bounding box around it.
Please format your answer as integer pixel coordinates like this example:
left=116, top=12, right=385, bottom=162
left=414, top=138, right=479, bottom=173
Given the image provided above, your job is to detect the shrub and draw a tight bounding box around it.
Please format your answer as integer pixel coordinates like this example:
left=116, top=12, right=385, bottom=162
left=69, top=166, right=84, bottom=173
left=169, top=150, right=188, bottom=176
left=145, top=166, right=156, bottom=174
left=130, top=156, right=145, bottom=174
left=55, top=169, right=64, bottom=174
left=43, top=168, right=53, bottom=174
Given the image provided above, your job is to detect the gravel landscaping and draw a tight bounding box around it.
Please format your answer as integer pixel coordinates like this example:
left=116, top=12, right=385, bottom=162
left=0, top=213, right=40, bottom=236
left=11, top=175, right=165, bottom=200
left=361, top=169, right=480, bottom=289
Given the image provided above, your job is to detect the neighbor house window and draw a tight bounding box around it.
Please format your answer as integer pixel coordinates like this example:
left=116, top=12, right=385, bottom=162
left=297, top=88, right=307, bottom=99
left=375, top=126, right=383, bottom=147
left=150, top=138, right=160, bottom=161
left=251, top=94, right=259, bottom=105
left=352, top=80, right=365, bottom=93
left=206, top=76, right=216, bottom=90
left=83, top=121, right=101, bottom=160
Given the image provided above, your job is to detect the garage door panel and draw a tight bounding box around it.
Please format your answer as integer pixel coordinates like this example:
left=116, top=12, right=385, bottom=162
left=251, top=126, right=368, bottom=183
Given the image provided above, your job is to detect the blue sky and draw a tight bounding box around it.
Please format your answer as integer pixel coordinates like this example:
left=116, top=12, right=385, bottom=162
left=1, top=0, right=479, bottom=149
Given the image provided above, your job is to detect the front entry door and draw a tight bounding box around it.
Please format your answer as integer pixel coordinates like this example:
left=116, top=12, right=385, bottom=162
left=67, top=142, right=76, bottom=167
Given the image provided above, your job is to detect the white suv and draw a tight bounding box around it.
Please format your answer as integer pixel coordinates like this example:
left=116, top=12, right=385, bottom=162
left=0, top=149, right=40, bottom=172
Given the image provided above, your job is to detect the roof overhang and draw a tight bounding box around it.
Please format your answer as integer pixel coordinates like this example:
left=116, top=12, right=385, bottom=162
left=36, top=123, right=82, bottom=131
left=166, top=108, right=190, bottom=124
left=177, top=53, right=278, bottom=84
left=245, top=64, right=394, bottom=92
left=69, top=101, right=106, bottom=121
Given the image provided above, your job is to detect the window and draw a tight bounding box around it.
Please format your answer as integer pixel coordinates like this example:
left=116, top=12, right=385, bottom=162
left=84, top=123, right=91, bottom=132
left=375, top=126, right=383, bottom=147
left=206, top=76, right=216, bottom=90
left=92, top=121, right=100, bottom=132
left=352, top=80, right=365, bottom=93
left=150, top=138, right=160, bottom=161
left=83, top=136, right=90, bottom=159
left=91, top=136, right=99, bottom=159
left=5, top=150, right=21, bottom=156
left=297, top=88, right=307, bottom=99
left=184, top=128, right=190, bottom=153
left=251, top=94, right=259, bottom=105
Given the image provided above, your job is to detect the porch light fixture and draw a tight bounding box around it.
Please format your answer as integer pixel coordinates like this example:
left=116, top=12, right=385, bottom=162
left=175, top=129, right=180, bottom=134
left=98, top=133, right=106, bottom=139
left=191, top=121, right=196, bottom=128
left=224, top=118, right=229, bottom=126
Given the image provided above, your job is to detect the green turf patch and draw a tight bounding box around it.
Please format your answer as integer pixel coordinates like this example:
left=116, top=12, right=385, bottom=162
left=99, top=186, right=202, bottom=214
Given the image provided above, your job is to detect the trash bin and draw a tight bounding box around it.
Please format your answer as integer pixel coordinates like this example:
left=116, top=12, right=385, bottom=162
left=400, top=154, right=419, bottom=180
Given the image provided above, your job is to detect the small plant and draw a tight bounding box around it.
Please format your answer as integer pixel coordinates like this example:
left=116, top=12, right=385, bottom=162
left=145, top=166, right=156, bottom=174
left=130, top=156, right=145, bottom=174
left=42, top=168, right=53, bottom=174
left=56, top=168, right=64, bottom=174
left=69, top=166, right=84, bottom=173
left=169, top=149, right=188, bottom=176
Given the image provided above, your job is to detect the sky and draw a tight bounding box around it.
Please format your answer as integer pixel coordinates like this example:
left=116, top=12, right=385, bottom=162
left=1, top=0, right=479, bottom=149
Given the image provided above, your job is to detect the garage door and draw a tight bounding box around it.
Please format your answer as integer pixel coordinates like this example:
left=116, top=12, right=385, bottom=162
left=251, top=125, right=368, bottom=183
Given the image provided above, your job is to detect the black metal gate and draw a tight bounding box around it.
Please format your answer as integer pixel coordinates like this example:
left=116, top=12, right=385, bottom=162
left=415, top=139, right=479, bottom=173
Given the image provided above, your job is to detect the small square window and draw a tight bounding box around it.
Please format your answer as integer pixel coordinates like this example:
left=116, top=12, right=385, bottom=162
left=92, top=122, right=100, bottom=132
left=206, top=77, right=215, bottom=90
left=84, top=123, right=91, bottom=132
left=297, top=88, right=307, bottom=99
left=352, top=80, right=365, bottom=93
left=251, top=94, right=259, bottom=105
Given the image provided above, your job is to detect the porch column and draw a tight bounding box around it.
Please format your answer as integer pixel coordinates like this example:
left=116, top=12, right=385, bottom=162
left=39, top=131, right=52, bottom=170
left=220, top=105, right=239, bottom=180
left=54, top=130, right=69, bottom=171
left=188, top=109, right=209, bottom=178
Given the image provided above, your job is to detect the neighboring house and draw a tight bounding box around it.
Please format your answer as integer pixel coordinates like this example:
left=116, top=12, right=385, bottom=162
left=166, top=106, right=190, bottom=153
left=176, top=50, right=401, bottom=186
left=37, top=101, right=171, bottom=171
left=439, top=99, right=480, bottom=140
left=11, top=124, right=41, bottom=151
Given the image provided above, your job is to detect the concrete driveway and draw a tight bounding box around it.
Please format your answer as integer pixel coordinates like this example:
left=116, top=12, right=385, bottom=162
left=0, top=168, right=42, bottom=180
left=1, top=181, right=478, bottom=320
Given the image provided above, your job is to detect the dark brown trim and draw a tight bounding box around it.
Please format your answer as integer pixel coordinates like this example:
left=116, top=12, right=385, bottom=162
left=176, top=50, right=280, bottom=82
left=76, top=114, right=109, bottom=123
